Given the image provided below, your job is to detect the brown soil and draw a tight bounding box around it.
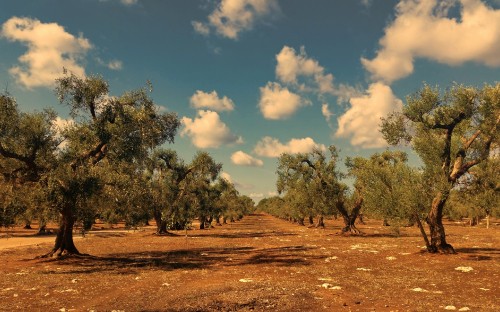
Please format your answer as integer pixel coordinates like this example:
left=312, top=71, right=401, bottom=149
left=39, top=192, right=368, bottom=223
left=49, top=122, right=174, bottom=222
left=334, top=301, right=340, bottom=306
left=0, top=213, right=498, bottom=312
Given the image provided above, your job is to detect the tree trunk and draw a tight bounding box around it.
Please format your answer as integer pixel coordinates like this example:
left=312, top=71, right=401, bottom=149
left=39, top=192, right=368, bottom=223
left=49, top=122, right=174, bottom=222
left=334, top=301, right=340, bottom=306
left=337, top=197, right=363, bottom=234
left=297, top=217, right=305, bottom=226
left=199, top=216, right=205, bottom=229
left=315, top=215, right=325, bottom=228
left=426, top=192, right=455, bottom=254
left=215, top=216, right=222, bottom=226
left=469, top=216, right=479, bottom=226
left=153, top=209, right=168, bottom=235
left=308, top=215, right=314, bottom=225
left=223, top=216, right=227, bottom=224
left=37, top=224, right=47, bottom=235
left=43, top=205, right=80, bottom=257
left=23, top=223, right=32, bottom=229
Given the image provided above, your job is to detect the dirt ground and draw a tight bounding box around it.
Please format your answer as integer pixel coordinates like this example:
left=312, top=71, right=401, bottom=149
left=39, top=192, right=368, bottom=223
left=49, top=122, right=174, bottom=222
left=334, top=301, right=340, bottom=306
left=0, top=213, right=498, bottom=312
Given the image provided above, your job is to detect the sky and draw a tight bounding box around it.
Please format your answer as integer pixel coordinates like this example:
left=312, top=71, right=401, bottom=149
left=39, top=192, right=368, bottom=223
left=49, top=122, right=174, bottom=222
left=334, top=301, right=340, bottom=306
left=1, top=0, right=499, bottom=202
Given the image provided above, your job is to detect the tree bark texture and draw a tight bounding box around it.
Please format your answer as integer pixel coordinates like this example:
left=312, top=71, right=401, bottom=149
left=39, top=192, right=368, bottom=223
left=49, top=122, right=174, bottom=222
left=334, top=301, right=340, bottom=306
left=43, top=205, right=80, bottom=257
left=426, top=192, right=455, bottom=254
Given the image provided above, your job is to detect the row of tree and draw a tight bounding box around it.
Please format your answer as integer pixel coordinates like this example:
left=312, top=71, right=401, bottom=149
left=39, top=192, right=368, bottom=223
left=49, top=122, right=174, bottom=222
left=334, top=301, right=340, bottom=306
left=0, top=73, right=254, bottom=257
left=258, top=83, right=499, bottom=254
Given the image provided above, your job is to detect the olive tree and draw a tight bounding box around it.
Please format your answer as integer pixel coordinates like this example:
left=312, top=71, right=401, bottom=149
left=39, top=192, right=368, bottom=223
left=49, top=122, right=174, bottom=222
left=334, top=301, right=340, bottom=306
left=381, top=83, right=499, bottom=253
left=346, top=151, right=430, bottom=239
left=277, top=146, right=363, bottom=233
left=0, top=73, right=180, bottom=256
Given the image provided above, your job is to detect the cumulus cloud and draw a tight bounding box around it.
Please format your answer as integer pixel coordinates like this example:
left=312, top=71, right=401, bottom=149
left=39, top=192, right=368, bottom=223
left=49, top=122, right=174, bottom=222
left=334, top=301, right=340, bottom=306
left=335, top=82, right=403, bottom=148
left=181, top=110, right=242, bottom=148
left=362, top=0, right=500, bottom=83
left=221, top=171, right=253, bottom=190
left=254, top=136, right=326, bottom=158
left=321, top=103, right=334, bottom=122
left=275, top=46, right=360, bottom=100
left=258, top=82, right=305, bottom=119
left=1, top=17, right=92, bottom=88
left=51, top=117, right=75, bottom=149
left=193, top=0, right=280, bottom=39
left=192, top=21, right=210, bottom=36
left=190, top=90, right=235, bottom=111
left=231, top=151, right=264, bottom=167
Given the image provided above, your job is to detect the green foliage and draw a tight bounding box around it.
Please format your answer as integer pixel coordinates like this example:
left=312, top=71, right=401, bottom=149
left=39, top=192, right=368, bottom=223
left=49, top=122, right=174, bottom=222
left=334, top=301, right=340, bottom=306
left=346, top=151, right=426, bottom=222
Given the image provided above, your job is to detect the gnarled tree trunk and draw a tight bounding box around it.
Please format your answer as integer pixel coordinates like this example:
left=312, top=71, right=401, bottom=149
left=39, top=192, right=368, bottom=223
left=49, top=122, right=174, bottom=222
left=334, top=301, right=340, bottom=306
left=426, top=192, right=455, bottom=254
left=153, top=208, right=168, bottom=235
left=315, top=215, right=325, bottom=228
left=308, top=215, right=314, bottom=225
left=337, top=197, right=363, bottom=234
left=43, top=205, right=79, bottom=257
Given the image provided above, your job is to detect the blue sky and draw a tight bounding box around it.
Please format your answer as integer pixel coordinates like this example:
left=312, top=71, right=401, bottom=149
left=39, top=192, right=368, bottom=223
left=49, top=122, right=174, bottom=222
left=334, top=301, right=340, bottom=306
left=1, top=0, right=499, bottom=201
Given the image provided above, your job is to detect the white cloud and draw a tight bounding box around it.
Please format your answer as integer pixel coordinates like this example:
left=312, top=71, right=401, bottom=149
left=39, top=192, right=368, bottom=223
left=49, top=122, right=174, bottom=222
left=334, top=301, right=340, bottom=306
left=249, top=192, right=264, bottom=198
left=360, top=0, right=373, bottom=8
left=51, top=117, right=75, bottom=149
left=335, top=82, right=403, bottom=148
left=120, top=0, right=138, bottom=5
left=275, top=46, right=360, bottom=101
left=106, top=60, right=123, bottom=70
left=321, top=103, right=333, bottom=122
left=276, top=46, right=326, bottom=86
left=258, top=82, right=305, bottom=119
left=192, top=21, right=210, bottom=36
left=221, top=171, right=253, bottom=190
left=97, top=57, right=123, bottom=70
left=220, top=171, right=234, bottom=183
left=362, top=0, right=500, bottom=83
left=231, top=151, right=263, bottom=167
left=190, top=90, right=235, bottom=112
left=1, top=17, right=91, bottom=88
left=181, top=110, right=242, bottom=148
left=51, top=116, right=75, bottom=133
left=254, top=136, right=326, bottom=158
left=193, top=0, right=280, bottom=40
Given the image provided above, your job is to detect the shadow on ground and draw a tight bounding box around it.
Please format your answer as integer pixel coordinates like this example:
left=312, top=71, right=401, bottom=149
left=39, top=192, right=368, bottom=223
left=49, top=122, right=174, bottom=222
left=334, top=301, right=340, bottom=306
left=36, top=244, right=321, bottom=275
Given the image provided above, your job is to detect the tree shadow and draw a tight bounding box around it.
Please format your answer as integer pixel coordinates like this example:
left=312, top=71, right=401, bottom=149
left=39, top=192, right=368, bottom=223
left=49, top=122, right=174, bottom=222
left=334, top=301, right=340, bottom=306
left=38, top=246, right=254, bottom=274
left=236, top=245, right=319, bottom=266
left=36, top=244, right=321, bottom=274
left=454, top=247, right=499, bottom=261
left=187, top=231, right=297, bottom=239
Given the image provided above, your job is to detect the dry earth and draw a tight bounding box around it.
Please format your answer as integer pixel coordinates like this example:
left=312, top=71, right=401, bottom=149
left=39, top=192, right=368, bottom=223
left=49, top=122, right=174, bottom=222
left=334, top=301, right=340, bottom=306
left=0, top=213, right=498, bottom=312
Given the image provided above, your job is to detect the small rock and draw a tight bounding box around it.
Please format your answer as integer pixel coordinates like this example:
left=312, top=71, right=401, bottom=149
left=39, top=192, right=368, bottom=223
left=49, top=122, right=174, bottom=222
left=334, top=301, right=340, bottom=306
left=386, top=256, right=396, bottom=260
left=320, top=283, right=341, bottom=290
left=239, top=278, right=253, bottom=283
left=458, top=308, right=470, bottom=311
left=444, top=306, right=456, bottom=310
left=356, top=268, right=371, bottom=271
left=411, top=287, right=427, bottom=292
left=454, top=266, right=473, bottom=272
left=13, top=294, right=18, bottom=297
left=71, top=279, right=77, bottom=283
